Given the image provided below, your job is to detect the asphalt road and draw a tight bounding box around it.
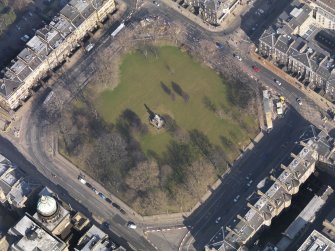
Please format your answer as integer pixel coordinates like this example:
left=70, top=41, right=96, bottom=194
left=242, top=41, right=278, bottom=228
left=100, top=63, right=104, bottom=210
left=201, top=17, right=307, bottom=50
left=148, top=1, right=329, bottom=250
left=0, top=1, right=156, bottom=251
left=0, top=0, right=330, bottom=251
left=182, top=108, right=311, bottom=250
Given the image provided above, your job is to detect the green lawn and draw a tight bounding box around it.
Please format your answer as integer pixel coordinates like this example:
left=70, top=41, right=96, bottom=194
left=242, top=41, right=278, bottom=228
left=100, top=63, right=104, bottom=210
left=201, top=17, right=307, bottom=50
left=94, top=46, right=258, bottom=160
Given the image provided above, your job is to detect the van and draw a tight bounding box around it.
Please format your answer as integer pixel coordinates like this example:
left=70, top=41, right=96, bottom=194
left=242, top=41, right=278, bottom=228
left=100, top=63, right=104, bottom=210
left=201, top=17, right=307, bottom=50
left=78, top=176, right=87, bottom=184
left=85, top=43, right=95, bottom=52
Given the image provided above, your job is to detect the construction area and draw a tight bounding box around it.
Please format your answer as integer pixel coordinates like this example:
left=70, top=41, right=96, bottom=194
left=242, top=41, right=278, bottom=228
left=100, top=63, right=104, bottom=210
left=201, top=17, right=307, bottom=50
left=262, top=89, right=287, bottom=131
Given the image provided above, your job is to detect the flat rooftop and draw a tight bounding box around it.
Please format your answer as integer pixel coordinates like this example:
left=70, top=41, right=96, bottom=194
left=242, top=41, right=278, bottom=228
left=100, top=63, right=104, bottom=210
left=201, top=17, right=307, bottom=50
left=298, top=229, right=335, bottom=251
left=78, top=225, right=109, bottom=251
left=9, top=214, right=67, bottom=251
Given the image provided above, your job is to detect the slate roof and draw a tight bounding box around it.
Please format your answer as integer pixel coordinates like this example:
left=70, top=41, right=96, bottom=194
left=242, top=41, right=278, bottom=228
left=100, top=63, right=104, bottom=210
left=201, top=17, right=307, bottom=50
left=219, top=136, right=323, bottom=250
left=259, top=28, right=277, bottom=47
left=0, top=79, right=22, bottom=97
left=0, top=0, right=113, bottom=102
left=274, top=35, right=294, bottom=54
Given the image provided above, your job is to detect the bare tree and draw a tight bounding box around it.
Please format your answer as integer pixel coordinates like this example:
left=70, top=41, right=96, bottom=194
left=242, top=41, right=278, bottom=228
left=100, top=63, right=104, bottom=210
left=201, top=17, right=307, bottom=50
left=125, top=160, right=160, bottom=192
left=184, top=160, right=215, bottom=199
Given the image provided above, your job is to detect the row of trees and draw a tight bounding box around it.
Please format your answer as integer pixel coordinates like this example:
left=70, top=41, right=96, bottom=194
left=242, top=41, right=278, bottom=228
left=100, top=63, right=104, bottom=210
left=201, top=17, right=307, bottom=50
left=0, top=3, right=16, bottom=34
left=57, top=99, right=229, bottom=214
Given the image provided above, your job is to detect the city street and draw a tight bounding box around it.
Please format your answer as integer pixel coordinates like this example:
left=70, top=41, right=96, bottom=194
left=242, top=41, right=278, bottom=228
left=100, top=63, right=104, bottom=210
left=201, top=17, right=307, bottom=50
left=1, top=0, right=333, bottom=251
left=180, top=108, right=312, bottom=250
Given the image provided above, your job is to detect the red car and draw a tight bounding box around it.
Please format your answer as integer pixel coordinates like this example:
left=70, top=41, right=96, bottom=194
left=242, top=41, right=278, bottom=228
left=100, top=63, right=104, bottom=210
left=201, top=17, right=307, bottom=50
left=252, top=65, right=261, bottom=72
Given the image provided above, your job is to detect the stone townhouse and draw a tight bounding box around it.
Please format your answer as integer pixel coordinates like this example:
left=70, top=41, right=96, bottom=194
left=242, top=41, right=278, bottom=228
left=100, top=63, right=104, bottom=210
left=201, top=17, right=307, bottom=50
left=0, top=0, right=116, bottom=110
left=185, top=0, right=240, bottom=25
left=311, top=0, right=335, bottom=30
left=258, top=0, right=335, bottom=100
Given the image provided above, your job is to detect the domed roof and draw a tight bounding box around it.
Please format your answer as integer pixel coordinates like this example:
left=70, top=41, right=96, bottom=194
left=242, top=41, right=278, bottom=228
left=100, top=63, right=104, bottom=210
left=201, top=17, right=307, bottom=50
left=37, top=195, right=57, bottom=217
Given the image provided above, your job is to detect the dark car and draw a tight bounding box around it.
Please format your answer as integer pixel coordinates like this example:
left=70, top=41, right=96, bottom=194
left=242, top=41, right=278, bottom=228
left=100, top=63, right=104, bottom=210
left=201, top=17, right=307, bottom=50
left=112, top=203, right=121, bottom=209
left=105, top=198, right=112, bottom=204
left=98, top=192, right=106, bottom=200
left=86, top=183, right=93, bottom=189
left=119, top=208, right=126, bottom=215
left=215, top=42, right=224, bottom=49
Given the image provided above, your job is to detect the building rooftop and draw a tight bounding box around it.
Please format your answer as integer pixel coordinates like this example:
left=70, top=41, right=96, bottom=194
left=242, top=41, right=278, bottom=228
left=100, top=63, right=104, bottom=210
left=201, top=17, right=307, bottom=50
left=9, top=214, right=67, bottom=251
left=7, top=179, right=36, bottom=208
left=69, top=0, right=95, bottom=19
left=71, top=212, right=90, bottom=231
left=50, top=16, right=76, bottom=38
left=0, top=155, right=38, bottom=208
left=277, top=186, right=333, bottom=250
left=298, top=229, right=335, bottom=251
left=77, top=225, right=112, bottom=251
left=219, top=134, right=322, bottom=250
left=0, top=0, right=115, bottom=102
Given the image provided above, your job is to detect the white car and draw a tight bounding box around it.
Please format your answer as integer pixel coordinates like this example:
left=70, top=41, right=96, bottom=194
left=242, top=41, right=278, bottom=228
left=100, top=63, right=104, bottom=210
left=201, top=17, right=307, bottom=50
left=78, top=176, right=87, bottom=184
left=247, top=180, right=253, bottom=187
left=234, top=54, right=242, bottom=61
left=233, top=195, right=240, bottom=203
left=296, top=98, right=302, bottom=105
left=275, top=80, right=282, bottom=86
left=127, top=222, right=137, bottom=229
left=215, top=217, right=221, bottom=224
left=85, top=43, right=95, bottom=52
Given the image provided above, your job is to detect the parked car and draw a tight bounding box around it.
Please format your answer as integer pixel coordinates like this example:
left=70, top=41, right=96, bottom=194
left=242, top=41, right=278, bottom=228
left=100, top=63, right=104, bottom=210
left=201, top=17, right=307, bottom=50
left=92, top=188, right=99, bottom=195
left=86, top=183, right=93, bottom=189
left=119, top=208, right=126, bottom=215
left=78, top=176, right=87, bottom=184
left=127, top=221, right=137, bottom=229
left=105, top=198, right=112, bottom=204
left=296, top=97, right=302, bottom=105
left=85, top=43, right=95, bottom=52
left=112, top=203, right=121, bottom=209
left=98, top=192, right=106, bottom=200
left=233, top=53, right=242, bottom=61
